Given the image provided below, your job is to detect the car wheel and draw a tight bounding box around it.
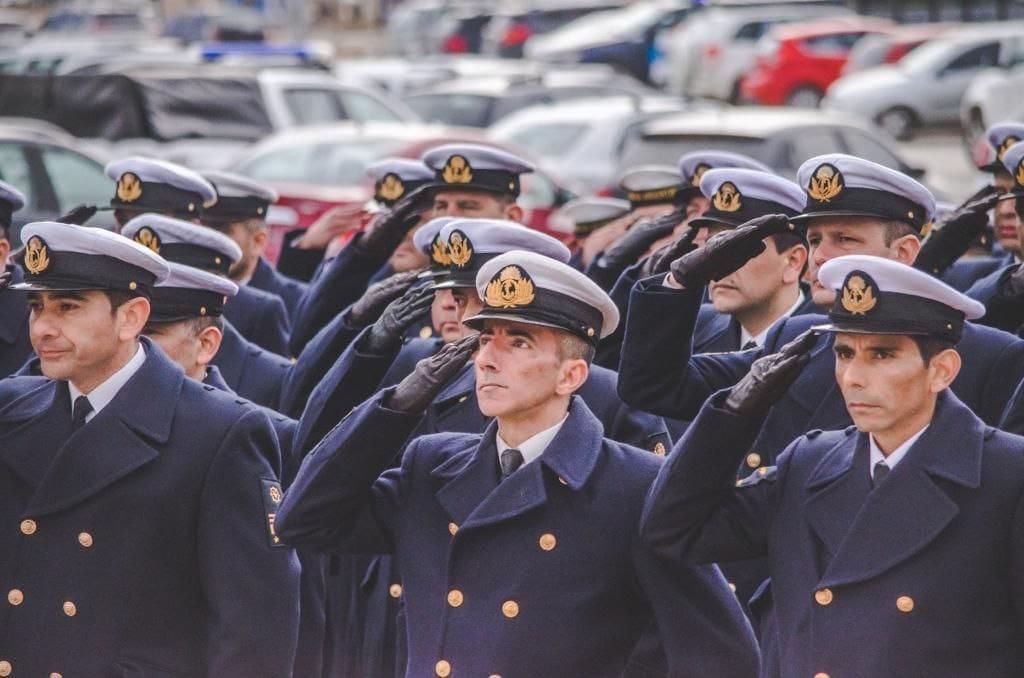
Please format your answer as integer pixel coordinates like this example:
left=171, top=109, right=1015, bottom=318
left=878, top=107, right=916, bottom=141
left=785, top=86, right=822, bottom=108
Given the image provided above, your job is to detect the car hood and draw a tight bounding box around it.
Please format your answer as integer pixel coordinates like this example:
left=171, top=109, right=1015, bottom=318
left=527, top=20, right=628, bottom=57
left=829, top=65, right=909, bottom=97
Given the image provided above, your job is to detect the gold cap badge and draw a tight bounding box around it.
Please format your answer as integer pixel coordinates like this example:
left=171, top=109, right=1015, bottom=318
left=442, top=155, right=474, bottom=184
left=841, top=272, right=877, bottom=315
left=485, top=265, right=536, bottom=309
left=999, top=136, right=1020, bottom=162
left=808, top=163, right=843, bottom=202
left=446, top=229, right=473, bottom=268
left=691, top=163, right=710, bottom=187
left=116, top=172, right=143, bottom=203
left=378, top=173, right=405, bottom=202
left=431, top=233, right=450, bottom=267
left=712, top=182, right=742, bottom=213
left=133, top=226, right=161, bottom=254
left=25, top=236, right=50, bottom=275
left=1016, top=159, right=1024, bottom=190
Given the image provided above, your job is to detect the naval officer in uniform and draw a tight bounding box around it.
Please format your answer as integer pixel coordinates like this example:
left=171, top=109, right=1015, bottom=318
left=0, top=222, right=299, bottom=676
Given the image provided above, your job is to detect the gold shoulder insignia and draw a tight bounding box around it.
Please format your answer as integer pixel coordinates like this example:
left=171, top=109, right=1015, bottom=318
left=442, top=155, right=473, bottom=184
left=133, top=226, right=161, bottom=254
left=25, top=236, right=50, bottom=275
left=117, top=172, right=143, bottom=203
left=446, top=229, right=474, bottom=268
left=378, top=173, right=405, bottom=202
left=484, top=265, right=535, bottom=308
left=999, top=136, right=1020, bottom=162
left=691, top=163, right=711, bottom=187
left=712, top=181, right=742, bottom=213
left=808, top=163, right=843, bottom=202
left=841, top=273, right=877, bottom=315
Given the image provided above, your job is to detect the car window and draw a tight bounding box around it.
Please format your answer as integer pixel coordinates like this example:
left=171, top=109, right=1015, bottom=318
left=942, top=42, right=1000, bottom=73
left=38, top=146, right=108, bottom=210
left=781, top=127, right=843, bottom=171
left=621, top=134, right=768, bottom=169
left=238, top=138, right=404, bottom=186
left=282, top=89, right=347, bottom=125
left=734, top=21, right=769, bottom=41
left=520, top=172, right=557, bottom=209
left=802, top=31, right=866, bottom=54
left=338, top=90, right=402, bottom=123
left=0, top=143, right=34, bottom=208
left=839, top=128, right=902, bottom=170
left=505, top=122, right=590, bottom=159
left=405, top=94, right=495, bottom=127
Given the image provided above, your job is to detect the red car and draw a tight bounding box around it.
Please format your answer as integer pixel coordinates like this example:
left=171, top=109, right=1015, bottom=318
left=229, top=122, right=576, bottom=264
left=741, top=17, right=895, bottom=108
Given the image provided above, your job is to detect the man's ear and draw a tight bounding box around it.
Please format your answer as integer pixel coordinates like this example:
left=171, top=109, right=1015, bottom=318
left=893, top=233, right=922, bottom=265
left=252, top=228, right=268, bottom=256
left=0, top=238, right=10, bottom=267
left=782, top=244, right=808, bottom=284
left=929, top=348, right=961, bottom=393
left=504, top=203, right=524, bottom=224
left=555, top=359, right=589, bottom=396
left=118, top=297, right=151, bottom=340
left=196, top=325, right=223, bottom=367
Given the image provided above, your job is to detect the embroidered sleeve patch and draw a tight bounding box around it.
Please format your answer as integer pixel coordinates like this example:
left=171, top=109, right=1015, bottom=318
left=261, top=478, right=286, bottom=548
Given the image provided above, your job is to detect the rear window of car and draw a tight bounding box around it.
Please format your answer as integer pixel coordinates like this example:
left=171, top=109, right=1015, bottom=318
left=505, top=122, right=591, bottom=159
left=236, top=137, right=405, bottom=186
left=405, top=94, right=496, bottom=127
left=620, top=134, right=767, bottom=168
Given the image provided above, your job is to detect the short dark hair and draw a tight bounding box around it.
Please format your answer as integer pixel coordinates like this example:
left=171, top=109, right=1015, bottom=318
left=101, top=289, right=138, bottom=312
left=184, top=315, right=224, bottom=336
left=882, top=219, right=918, bottom=246
left=557, top=332, right=596, bottom=365
left=910, top=335, right=955, bottom=365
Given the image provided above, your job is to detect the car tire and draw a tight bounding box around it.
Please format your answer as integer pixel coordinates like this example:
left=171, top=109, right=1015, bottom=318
left=785, top=86, right=822, bottom=108
left=877, top=106, right=916, bottom=141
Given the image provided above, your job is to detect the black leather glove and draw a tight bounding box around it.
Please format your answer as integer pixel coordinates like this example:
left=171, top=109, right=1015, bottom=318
left=365, top=283, right=436, bottom=353
left=0, top=270, right=11, bottom=291
left=598, top=209, right=683, bottom=269
left=643, top=224, right=698, bottom=277
left=347, top=270, right=423, bottom=328
left=914, top=184, right=999, bottom=277
left=387, top=334, right=479, bottom=413
left=669, top=214, right=792, bottom=289
left=724, top=330, right=818, bottom=417
left=55, top=204, right=99, bottom=225
left=356, top=185, right=431, bottom=258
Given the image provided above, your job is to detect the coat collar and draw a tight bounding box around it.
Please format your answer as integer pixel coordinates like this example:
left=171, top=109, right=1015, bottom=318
left=431, top=396, right=604, bottom=531
left=0, top=264, right=27, bottom=344
left=250, top=257, right=275, bottom=289
left=12, top=338, right=185, bottom=516
left=804, top=391, right=984, bottom=587
left=204, top=364, right=235, bottom=393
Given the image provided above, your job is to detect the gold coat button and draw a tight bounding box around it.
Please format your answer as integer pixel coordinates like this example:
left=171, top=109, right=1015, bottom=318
left=557, top=477, right=568, bottom=486
left=448, top=522, right=458, bottom=536
left=815, top=588, right=833, bottom=606
left=0, top=660, right=11, bottom=676
left=389, top=584, right=402, bottom=599
left=51, top=673, right=63, bottom=678
left=746, top=452, right=762, bottom=468
left=896, top=595, right=914, bottom=613
left=63, top=601, right=77, bottom=617
left=489, top=675, right=502, bottom=678
left=502, top=600, right=519, bottom=618
left=20, top=519, right=36, bottom=535
left=447, top=590, right=464, bottom=607
left=814, top=673, right=830, bottom=678
left=539, top=533, right=557, bottom=551
left=728, top=582, right=737, bottom=593
left=78, top=532, right=94, bottom=548
left=7, top=589, right=23, bottom=606
left=435, top=659, right=451, bottom=677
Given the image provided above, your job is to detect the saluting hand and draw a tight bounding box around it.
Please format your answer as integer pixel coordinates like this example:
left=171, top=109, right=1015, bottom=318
left=598, top=208, right=684, bottom=269
left=643, top=223, right=699, bottom=277
left=669, top=213, right=792, bottom=289
left=387, top=333, right=479, bottom=414
left=724, top=329, right=818, bottom=417
left=358, top=185, right=432, bottom=258
left=0, top=270, right=11, bottom=292
left=364, top=283, right=436, bottom=353
left=347, top=270, right=424, bottom=328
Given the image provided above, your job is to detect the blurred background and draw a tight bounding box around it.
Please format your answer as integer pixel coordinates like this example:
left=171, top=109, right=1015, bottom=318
left=1, top=0, right=1023, bottom=258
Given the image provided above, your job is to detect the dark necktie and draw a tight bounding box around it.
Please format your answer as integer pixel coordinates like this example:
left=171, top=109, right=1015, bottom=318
left=499, top=448, right=524, bottom=481
left=72, top=395, right=93, bottom=432
left=872, top=461, right=890, bottom=488
left=741, top=340, right=758, bottom=351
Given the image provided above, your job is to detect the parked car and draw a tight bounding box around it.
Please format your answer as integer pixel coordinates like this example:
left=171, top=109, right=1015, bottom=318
left=404, top=69, right=655, bottom=127
left=524, top=0, right=689, bottom=83
left=481, top=0, right=624, bottom=59
left=488, top=96, right=693, bottom=194
left=335, top=55, right=543, bottom=98
left=826, top=23, right=1024, bottom=140
left=231, top=122, right=576, bottom=261
left=740, top=17, right=895, bottom=108
left=959, top=35, right=1024, bottom=151
left=840, top=22, right=956, bottom=75
left=616, top=107, right=925, bottom=184
left=652, top=1, right=853, bottom=97
left=0, top=120, right=111, bottom=244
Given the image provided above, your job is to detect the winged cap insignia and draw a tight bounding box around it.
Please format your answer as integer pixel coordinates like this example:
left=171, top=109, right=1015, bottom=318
left=691, top=163, right=710, bottom=187
left=442, top=155, right=474, bottom=184
left=446, top=230, right=474, bottom=268
left=841, top=273, right=878, bottom=315
left=378, top=173, right=405, bottom=202
left=25, top=236, right=50, bottom=275
left=431, top=234, right=450, bottom=266
left=1016, top=160, right=1024, bottom=190
left=712, top=182, right=742, bottom=213
left=133, top=226, right=161, bottom=254
left=999, top=136, right=1021, bottom=161
left=484, top=265, right=536, bottom=309
left=117, top=172, right=143, bottom=203
left=808, top=163, right=843, bottom=202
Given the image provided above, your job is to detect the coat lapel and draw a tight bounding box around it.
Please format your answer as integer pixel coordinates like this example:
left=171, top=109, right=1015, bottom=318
left=0, top=378, right=72, bottom=489
left=26, top=339, right=184, bottom=516
left=0, top=264, right=27, bottom=345
left=813, top=393, right=982, bottom=588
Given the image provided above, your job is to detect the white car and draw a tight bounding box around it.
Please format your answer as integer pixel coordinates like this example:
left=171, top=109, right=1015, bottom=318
left=960, top=63, right=1024, bottom=154
left=654, top=1, right=852, bottom=98
left=488, top=96, right=693, bottom=194
left=824, top=23, right=1024, bottom=141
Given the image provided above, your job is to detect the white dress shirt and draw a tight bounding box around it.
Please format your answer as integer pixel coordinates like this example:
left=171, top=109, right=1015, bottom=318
left=869, top=424, right=928, bottom=480
left=739, top=289, right=806, bottom=349
left=496, top=413, right=569, bottom=469
left=68, top=342, right=146, bottom=424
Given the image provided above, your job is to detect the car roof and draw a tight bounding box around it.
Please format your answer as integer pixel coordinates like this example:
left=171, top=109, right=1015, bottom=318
left=639, top=106, right=876, bottom=138
left=491, top=96, right=687, bottom=127
left=241, top=121, right=463, bottom=153
left=772, top=16, right=895, bottom=40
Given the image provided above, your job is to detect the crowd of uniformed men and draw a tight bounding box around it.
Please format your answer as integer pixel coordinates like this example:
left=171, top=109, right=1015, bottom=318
left=3, top=120, right=1024, bottom=677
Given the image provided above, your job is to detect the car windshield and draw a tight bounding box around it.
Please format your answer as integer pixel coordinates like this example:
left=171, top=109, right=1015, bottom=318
left=235, top=137, right=406, bottom=186
left=620, top=134, right=767, bottom=167
left=405, top=93, right=496, bottom=127
left=898, top=39, right=959, bottom=73
left=504, top=121, right=591, bottom=159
